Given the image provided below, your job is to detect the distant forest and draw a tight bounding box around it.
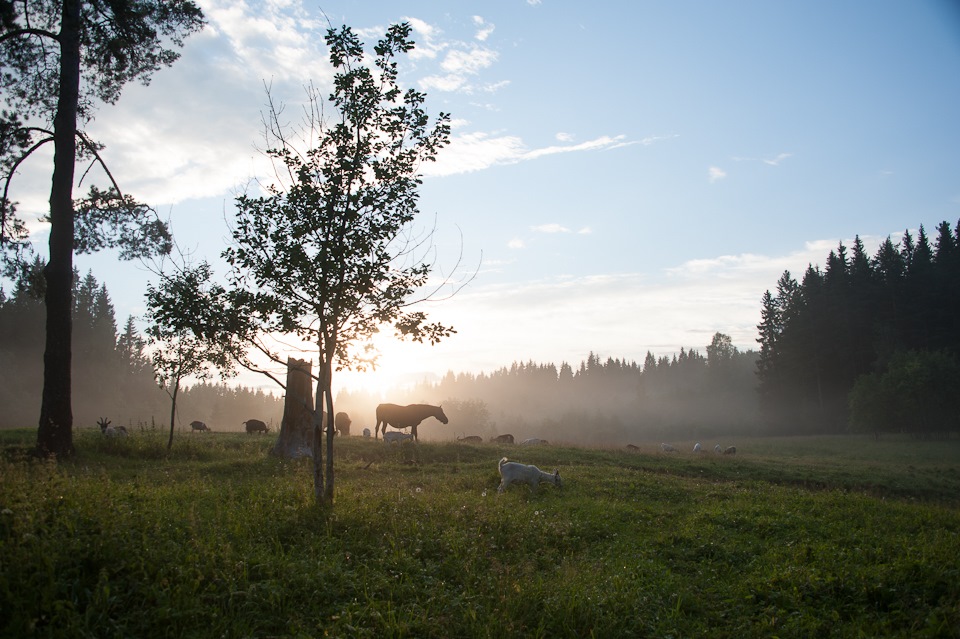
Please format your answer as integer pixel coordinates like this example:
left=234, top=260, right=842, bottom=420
left=339, top=219, right=960, bottom=443
left=0, top=260, right=283, bottom=431
left=335, top=340, right=760, bottom=445
left=3, top=220, right=958, bottom=441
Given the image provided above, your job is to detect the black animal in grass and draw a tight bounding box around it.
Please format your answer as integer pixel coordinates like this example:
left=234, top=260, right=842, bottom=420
left=244, top=419, right=269, bottom=434
left=374, top=403, right=448, bottom=441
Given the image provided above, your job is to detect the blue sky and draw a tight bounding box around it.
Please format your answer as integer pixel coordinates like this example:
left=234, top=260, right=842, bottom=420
left=13, top=0, right=960, bottom=394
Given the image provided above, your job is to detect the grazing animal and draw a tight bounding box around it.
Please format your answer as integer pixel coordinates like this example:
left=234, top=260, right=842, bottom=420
left=457, top=435, right=483, bottom=444
left=714, top=444, right=723, bottom=454
left=723, top=446, right=737, bottom=455
left=693, top=442, right=702, bottom=453
left=375, top=403, right=448, bottom=441
left=497, top=457, right=561, bottom=494
left=660, top=443, right=677, bottom=452
left=244, top=419, right=269, bottom=434
left=334, top=412, right=352, bottom=437
left=383, top=431, right=414, bottom=444
left=520, top=438, right=548, bottom=445
left=98, top=417, right=127, bottom=437
left=190, top=420, right=210, bottom=432
left=491, top=433, right=515, bottom=444
left=362, top=427, right=371, bottom=438
left=626, top=444, right=640, bottom=451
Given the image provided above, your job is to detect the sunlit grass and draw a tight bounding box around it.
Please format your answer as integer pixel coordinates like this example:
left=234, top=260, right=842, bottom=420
left=1, top=429, right=958, bottom=637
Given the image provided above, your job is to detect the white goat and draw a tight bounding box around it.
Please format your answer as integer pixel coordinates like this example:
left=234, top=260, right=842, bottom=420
left=362, top=427, right=371, bottom=438
left=714, top=444, right=723, bottom=454
left=660, top=443, right=676, bottom=452
left=693, top=442, right=702, bottom=453
left=497, top=457, right=561, bottom=494
left=98, top=418, right=127, bottom=438
left=383, top=431, right=413, bottom=444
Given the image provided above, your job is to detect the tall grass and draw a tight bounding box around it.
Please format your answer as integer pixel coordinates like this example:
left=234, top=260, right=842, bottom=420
left=2, top=429, right=958, bottom=637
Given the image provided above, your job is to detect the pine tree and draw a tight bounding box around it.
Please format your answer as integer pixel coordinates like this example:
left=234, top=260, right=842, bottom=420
left=1, top=0, right=204, bottom=456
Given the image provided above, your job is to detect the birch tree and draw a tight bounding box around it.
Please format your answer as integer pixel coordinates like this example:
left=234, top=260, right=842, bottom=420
left=224, top=23, right=455, bottom=504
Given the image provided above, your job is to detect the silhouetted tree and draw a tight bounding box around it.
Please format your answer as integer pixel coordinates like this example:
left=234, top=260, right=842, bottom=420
left=758, top=221, right=960, bottom=434
left=165, top=23, right=458, bottom=505
left=145, top=262, right=237, bottom=449
left=0, top=0, right=204, bottom=457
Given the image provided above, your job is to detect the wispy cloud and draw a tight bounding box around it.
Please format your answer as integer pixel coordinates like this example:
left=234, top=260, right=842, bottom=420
left=731, top=152, right=793, bottom=166
left=404, top=17, right=448, bottom=60
left=640, top=133, right=680, bottom=146
left=533, top=224, right=572, bottom=233
left=425, top=132, right=630, bottom=177
left=529, top=224, right=592, bottom=235
left=508, top=238, right=525, bottom=249
left=708, top=166, right=727, bottom=183
left=763, top=152, right=792, bottom=166
left=420, top=45, right=499, bottom=93
left=202, top=1, right=329, bottom=83
left=472, top=16, right=495, bottom=41
left=524, top=135, right=628, bottom=160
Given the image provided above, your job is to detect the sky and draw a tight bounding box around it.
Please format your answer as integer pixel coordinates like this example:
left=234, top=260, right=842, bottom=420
left=10, top=0, right=960, bottom=396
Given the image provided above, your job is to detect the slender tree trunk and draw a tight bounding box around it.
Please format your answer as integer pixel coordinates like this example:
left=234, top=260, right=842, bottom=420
left=37, top=0, right=81, bottom=458
left=322, top=358, right=335, bottom=505
left=167, top=377, right=180, bottom=450
left=312, top=367, right=325, bottom=504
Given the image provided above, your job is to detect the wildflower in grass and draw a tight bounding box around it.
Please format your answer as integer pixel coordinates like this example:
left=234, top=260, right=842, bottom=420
left=481, top=490, right=487, bottom=497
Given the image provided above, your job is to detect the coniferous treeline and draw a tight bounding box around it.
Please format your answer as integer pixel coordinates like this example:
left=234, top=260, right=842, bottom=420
left=757, top=220, right=960, bottom=435
left=336, top=336, right=761, bottom=445
left=0, top=262, right=282, bottom=430
left=7, top=221, right=954, bottom=441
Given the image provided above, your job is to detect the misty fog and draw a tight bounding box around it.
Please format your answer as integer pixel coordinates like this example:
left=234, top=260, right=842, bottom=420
left=335, top=347, right=761, bottom=447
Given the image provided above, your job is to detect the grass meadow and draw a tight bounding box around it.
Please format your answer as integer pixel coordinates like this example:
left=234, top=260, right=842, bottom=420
left=1, top=428, right=958, bottom=638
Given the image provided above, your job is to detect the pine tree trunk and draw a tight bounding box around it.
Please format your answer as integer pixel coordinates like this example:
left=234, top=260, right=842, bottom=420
left=37, top=0, right=81, bottom=458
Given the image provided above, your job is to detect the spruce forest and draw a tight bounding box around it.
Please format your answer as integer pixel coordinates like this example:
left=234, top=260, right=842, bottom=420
left=2, top=221, right=958, bottom=441
left=0, top=260, right=283, bottom=432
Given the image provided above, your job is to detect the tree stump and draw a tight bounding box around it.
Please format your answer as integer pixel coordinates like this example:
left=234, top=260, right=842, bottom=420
left=271, top=358, right=323, bottom=458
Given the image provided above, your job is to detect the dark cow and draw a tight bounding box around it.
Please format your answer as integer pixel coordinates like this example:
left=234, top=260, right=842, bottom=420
left=491, top=433, right=515, bottom=444
left=244, top=419, right=269, bottom=434
left=190, top=420, right=210, bottom=432
left=375, top=403, right=448, bottom=441
left=334, top=411, right=352, bottom=437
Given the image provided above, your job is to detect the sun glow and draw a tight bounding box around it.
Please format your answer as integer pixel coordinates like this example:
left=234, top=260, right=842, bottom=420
left=333, top=337, right=446, bottom=399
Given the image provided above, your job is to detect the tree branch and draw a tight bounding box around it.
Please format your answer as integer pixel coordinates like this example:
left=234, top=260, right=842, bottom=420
left=0, top=27, right=58, bottom=46
left=2, top=131, right=53, bottom=244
